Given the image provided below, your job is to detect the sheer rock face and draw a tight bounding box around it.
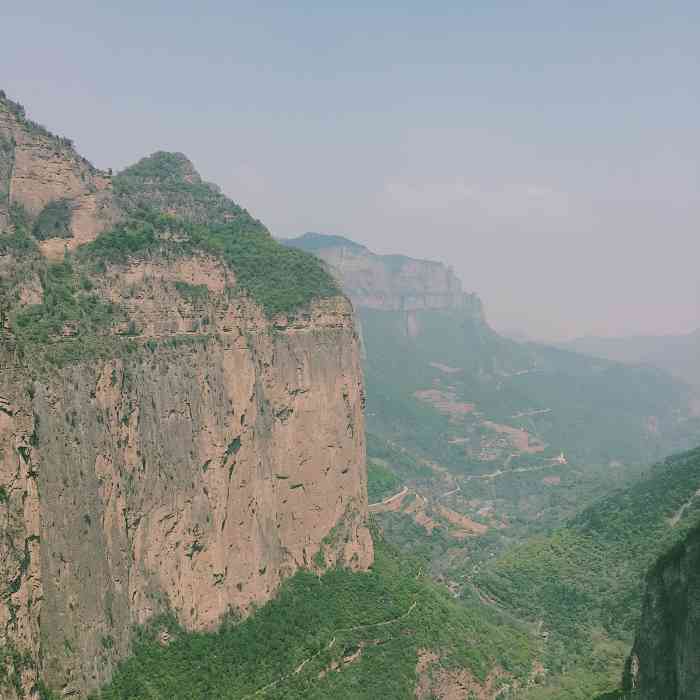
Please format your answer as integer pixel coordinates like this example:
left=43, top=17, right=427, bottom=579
left=319, top=245, right=468, bottom=311
left=0, top=95, right=372, bottom=697
left=283, top=234, right=480, bottom=313
left=0, top=265, right=373, bottom=698
left=625, top=524, right=700, bottom=700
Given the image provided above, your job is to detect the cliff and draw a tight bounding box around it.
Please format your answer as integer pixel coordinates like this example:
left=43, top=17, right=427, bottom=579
left=0, top=93, right=372, bottom=698
left=0, top=92, right=119, bottom=260
left=283, top=232, right=482, bottom=315
left=624, top=521, right=700, bottom=699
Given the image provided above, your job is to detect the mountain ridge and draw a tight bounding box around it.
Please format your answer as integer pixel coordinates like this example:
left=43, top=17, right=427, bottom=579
left=283, top=231, right=474, bottom=313
left=562, top=330, right=700, bottom=389
left=0, top=91, right=372, bottom=698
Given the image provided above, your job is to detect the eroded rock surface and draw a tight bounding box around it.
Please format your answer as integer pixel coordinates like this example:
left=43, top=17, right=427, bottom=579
left=0, top=93, right=373, bottom=698
left=0, top=94, right=119, bottom=257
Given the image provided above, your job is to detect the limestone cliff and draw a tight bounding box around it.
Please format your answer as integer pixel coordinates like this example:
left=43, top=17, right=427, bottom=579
left=0, top=93, right=372, bottom=698
left=623, top=522, right=700, bottom=699
left=0, top=92, right=119, bottom=260
left=283, top=232, right=482, bottom=314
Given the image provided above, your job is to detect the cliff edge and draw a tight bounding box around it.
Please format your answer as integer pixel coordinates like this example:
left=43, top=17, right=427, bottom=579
left=0, top=92, right=372, bottom=698
left=624, top=522, right=700, bottom=699
left=283, top=232, right=482, bottom=314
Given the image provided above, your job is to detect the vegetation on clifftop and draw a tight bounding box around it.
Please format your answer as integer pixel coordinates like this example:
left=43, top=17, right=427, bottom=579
left=80, top=209, right=339, bottom=316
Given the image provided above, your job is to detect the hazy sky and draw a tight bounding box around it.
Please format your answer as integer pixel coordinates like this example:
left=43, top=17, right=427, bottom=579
left=3, top=2, right=699, bottom=340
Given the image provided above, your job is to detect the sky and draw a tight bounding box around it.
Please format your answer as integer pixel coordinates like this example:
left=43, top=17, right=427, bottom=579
left=2, top=1, right=699, bottom=340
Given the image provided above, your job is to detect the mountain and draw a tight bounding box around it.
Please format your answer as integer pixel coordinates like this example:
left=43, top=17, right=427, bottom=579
left=283, top=232, right=471, bottom=311
left=0, top=93, right=372, bottom=698
left=475, top=446, right=700, bottom=698
left=282, top=233, right=700, bottom=697
left=284, top=233, right=700, bottom=540
left=563, top=330, right=700, bottom=389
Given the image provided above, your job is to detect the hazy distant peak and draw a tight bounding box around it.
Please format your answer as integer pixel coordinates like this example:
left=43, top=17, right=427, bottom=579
left=282, top=231, right=474, bottom=313
left=285, top=231, right=450, bottom=269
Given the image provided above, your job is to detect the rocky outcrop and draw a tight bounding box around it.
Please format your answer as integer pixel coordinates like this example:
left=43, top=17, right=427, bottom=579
left=0, top=93, right=119, bottom=259
left=0, top=93, right=372, bottom=698
left=283, top=233, right=482, bottom=314
left=624, top=522, right=700, bottom=699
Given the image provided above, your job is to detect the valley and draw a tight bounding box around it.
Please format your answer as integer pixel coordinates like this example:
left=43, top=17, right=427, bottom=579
left=1, top=92, right=698, bottom=700
left=287, top=232, right=700, bottom=697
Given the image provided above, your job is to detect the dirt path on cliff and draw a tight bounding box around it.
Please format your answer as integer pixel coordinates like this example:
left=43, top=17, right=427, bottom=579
left=368, top=485, right=409, bottom=509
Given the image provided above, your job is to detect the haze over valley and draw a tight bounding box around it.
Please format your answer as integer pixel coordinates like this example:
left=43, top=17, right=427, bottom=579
left=1, top=4, right=699, bottom=700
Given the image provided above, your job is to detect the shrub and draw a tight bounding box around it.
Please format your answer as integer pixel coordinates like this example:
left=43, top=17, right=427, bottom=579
left=32, top=199, right=73, bottom=240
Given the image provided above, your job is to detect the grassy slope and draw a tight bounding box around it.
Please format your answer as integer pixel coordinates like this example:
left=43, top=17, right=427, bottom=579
left=92, top=536, right=537, bottom=700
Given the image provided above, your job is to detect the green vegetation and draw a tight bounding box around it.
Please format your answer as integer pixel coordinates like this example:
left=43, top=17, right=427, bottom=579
left=5, top=208, right=337, bottom=365
left=617, top=521, right=700, bottom=698
left=366, top=458, right=401, bottom=502
left=107, top=154, right=341, bottom=314
left=0, top=203, right=37, bottom=257
left=0, top=91, right=74, bottom=147
left=0, top=226, right=36, bottom=257
left=92, top=536, right=536, bottom=700
left=366, top=433, right=434, bottom=482
left=80, top=210, right=339, bottom=316
left=360, top=307, right=699, bottom=472
left=0, top=133, right=13, bottom=208
left=11, top=259, right=124, bottom=367
left=113, top=151, right=260, bottom=228
left=79, top=216, right=160, bottom=266
left=474, top=447, right=700, bottom=697
left=0, top=642, right=39, bottom=699
left=31, top=199, right=73, bottom=240
left=174, top=280, right=209, bottom=303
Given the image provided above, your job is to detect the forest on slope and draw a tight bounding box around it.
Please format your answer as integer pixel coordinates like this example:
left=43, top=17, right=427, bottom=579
left=90, top=535, right=539, bottom=700
left=474, top=447, right=700, bottom=697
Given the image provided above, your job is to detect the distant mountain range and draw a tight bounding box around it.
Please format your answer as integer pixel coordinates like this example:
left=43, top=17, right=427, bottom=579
left=562, top=330, right=700, bottom=388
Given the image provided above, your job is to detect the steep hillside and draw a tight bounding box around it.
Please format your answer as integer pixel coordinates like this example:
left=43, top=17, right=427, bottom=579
left=622, top=522, right=700, bottom=699
left=0, top=93, right=372, bottom=698
left=475, top=447, right=700, bottom=698
left=92, top=534, right=542, bottom=699
left=564, top=330, right=700, bottom=389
